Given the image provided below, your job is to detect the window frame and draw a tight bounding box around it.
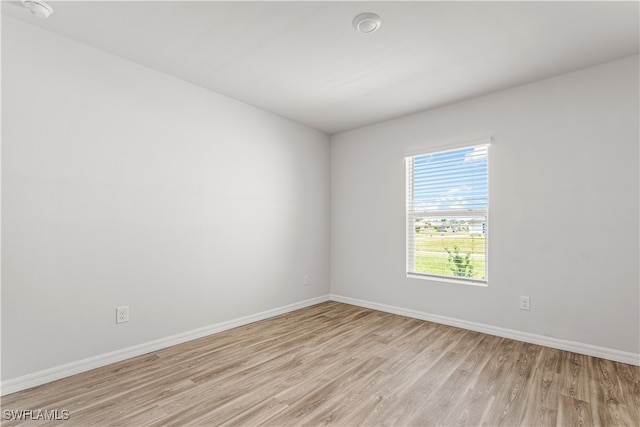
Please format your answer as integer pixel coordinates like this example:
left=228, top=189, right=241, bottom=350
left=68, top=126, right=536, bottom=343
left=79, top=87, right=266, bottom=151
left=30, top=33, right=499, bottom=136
left=405, top=140, right=490, bottom=286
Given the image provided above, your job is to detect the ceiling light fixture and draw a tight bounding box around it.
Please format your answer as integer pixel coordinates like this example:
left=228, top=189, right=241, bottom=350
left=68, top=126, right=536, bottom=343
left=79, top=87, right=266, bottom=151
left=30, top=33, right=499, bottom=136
left=353, top=13, right=381, bottom=34
left=23, top=0, right=54, bottom=19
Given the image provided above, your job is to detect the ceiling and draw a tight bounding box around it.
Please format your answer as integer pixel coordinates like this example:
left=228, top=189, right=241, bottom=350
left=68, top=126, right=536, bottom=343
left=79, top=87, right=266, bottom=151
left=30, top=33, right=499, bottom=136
left=3, top=1, right=639, bottom=134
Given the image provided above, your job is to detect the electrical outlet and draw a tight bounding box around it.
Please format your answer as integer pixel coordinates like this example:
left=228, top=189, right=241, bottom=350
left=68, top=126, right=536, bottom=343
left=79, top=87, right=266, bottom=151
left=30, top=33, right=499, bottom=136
left=303, top=275, right=309, bottom=286
left=116, top=306, right=129, bottom=324
left=519, top=296, right=530, bottom=311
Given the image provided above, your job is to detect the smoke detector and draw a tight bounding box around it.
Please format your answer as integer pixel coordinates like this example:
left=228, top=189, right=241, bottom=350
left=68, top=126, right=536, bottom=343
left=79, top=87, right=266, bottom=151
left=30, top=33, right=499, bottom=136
left=23, top=0, right=54, bottom=19
left=353, top=13, right=381, bottom=34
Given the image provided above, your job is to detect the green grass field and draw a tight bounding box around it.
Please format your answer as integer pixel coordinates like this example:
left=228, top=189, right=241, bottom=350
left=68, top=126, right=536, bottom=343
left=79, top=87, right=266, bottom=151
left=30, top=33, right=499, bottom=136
left=414, top=232, right=486, bottom=279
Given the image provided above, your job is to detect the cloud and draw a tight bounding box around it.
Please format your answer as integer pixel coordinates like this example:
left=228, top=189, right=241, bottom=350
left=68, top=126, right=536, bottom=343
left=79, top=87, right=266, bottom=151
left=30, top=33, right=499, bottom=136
left=464, top=146, right=488, bottom=162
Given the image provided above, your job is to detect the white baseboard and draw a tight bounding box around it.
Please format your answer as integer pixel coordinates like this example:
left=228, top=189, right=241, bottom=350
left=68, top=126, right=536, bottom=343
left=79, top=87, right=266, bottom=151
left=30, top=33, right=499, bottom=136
left=4, top=293, right=637, bottom=396
left=1, top=295, right=330, bottom=396
left=330, top=294, right=640, bottom=367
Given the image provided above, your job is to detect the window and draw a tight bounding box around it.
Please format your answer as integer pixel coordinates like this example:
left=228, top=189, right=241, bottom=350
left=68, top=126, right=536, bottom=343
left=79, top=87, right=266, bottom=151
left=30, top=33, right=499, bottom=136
left=406, top=142, right=489, bottom=284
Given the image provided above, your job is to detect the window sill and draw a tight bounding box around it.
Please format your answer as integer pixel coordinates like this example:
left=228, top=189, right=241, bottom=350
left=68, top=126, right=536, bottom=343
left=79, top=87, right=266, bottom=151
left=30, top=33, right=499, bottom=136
left=406, top=273, right=488, bottom=287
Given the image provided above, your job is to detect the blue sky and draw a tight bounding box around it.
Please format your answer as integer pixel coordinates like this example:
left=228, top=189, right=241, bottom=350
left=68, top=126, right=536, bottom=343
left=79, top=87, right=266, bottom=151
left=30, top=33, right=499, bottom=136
left=413, top=145, right=488, bottom=213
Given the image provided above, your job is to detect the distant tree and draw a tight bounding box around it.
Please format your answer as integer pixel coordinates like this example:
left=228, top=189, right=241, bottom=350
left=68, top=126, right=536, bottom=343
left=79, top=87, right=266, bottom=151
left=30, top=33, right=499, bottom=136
left=444, top=245, right=474, bottom=277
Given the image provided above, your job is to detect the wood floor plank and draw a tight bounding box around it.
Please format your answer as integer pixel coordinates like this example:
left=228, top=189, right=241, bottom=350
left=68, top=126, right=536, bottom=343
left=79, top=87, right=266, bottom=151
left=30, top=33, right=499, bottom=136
left=2, top=301, right=638, bottom=426
left=340, top=325, right=467, bottom=426
left=557, top=395, right=594, bottom=427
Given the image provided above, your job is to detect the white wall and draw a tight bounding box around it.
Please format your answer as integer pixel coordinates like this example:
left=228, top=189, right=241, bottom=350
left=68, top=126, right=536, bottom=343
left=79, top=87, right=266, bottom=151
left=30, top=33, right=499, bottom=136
left=331, top=56, right=639, bottom=355
left=1, top=16, right=330, bottom=381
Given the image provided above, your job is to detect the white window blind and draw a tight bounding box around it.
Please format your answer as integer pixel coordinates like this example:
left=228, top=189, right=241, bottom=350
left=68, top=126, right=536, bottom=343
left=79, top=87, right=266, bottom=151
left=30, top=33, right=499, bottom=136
left=406, top=143, right=489, bottom=284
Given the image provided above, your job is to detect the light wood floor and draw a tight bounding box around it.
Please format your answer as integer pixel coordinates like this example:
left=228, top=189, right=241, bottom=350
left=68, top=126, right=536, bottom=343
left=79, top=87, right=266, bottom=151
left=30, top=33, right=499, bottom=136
left=2, top=301, right=639, bottom=426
